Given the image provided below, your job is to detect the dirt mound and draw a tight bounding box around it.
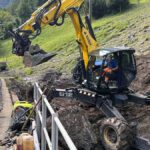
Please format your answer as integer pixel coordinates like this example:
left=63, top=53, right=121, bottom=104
left=131, top=53, right=150, bottom=94
left=127, top=53, right=150, bottom=139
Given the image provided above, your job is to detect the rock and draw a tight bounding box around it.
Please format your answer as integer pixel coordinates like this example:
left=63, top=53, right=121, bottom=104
left=47, top=103, right=103, bottom=150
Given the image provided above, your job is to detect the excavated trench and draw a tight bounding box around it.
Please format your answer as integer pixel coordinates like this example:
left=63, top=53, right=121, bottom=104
left=6, top=54, right=150, bottom=150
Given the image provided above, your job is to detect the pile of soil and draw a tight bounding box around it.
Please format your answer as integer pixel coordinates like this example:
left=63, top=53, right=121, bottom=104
left=128, top=53, right=150, bottom=139
left=131, top=53, right=150, bottom=94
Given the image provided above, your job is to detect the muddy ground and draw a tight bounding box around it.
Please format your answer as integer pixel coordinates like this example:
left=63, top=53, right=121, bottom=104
left=6, top=54, right=150, bottom=150
left=129, top=53, right=150, bottom=139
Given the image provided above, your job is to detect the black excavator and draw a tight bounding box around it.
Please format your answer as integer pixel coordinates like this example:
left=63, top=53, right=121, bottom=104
left=9, top=0, right=150, bottom=149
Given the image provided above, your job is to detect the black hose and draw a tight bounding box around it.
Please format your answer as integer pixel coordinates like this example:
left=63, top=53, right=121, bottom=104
left=49, top=0, right=64, bottom=26
left=34, top=0, right=56, bottom=37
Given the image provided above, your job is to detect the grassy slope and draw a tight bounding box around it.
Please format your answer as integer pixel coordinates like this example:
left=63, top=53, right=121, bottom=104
left=130, top=0, right=150, bottom=4
left=0, top=2, right=150, bottom=75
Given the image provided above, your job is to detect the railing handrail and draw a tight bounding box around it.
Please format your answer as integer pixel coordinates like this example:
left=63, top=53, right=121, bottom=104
left=34, top=82, right=77, bottom=150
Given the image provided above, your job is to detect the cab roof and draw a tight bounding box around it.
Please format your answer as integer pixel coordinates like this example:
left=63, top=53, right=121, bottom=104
left=90, top=47, right=135, bottom=57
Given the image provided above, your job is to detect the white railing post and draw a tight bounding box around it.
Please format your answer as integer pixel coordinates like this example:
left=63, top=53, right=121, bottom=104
left=41, top=95, right=47, bottom=150
left=33, top=82, right=77, bottom=150
left=34, top=84, right=36, bottom=100
left=36, top=84, right=41, bottom=141
left=52, top=113, right=58, bottom=150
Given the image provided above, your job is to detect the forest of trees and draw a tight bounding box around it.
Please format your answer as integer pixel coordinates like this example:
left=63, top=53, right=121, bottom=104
left=91, top=0, right=129, bottom=18
left=0, top=0, right=130, bottom=39
left=0, top=0, right=43, bottom=39
left=7, top=0, right=130, bottom=22
left=0, top=9, right=15, bottom=39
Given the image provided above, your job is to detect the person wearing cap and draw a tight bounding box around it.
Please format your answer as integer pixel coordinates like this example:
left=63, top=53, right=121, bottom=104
left=103, top=55, right=118, bottom=83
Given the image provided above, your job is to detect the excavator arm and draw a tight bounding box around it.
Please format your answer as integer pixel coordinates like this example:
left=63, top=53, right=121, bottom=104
left=9, top=0, right=98, bottom=69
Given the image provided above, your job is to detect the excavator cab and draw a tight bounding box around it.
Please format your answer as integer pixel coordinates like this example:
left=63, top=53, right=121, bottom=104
left=87, top=47, right=137, bottom=93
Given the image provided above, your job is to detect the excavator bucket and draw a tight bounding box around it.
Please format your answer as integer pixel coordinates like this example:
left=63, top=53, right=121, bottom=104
left=8, top=30, right=57, bottom=67
left=23, top=45, right=56, bottom=67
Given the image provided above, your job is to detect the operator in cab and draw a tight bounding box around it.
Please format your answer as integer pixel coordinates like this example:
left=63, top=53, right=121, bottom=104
left=103, top=55, right=118, bottom=83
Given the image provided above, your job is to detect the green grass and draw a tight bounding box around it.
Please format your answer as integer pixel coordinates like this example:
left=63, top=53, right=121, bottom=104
left=23, top=67, right=33, bottom=75
left=0, top=1, right=150, bottom=72
left=130, top=0, right=150, bottom=4
left=32, top=18, right=75, bottom=51
left=0, top=39, right=23, bottom=69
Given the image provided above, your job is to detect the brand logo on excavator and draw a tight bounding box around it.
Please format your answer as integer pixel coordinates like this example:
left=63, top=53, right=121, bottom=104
left=84, top=31, right=92, bottom=45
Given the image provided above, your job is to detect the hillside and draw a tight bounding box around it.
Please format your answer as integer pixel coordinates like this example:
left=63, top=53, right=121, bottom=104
left=0, top=2, right=150, bottom=150
left=0, top=0, right=13, bottom=8
left=0, top=2, right=150, bottom=75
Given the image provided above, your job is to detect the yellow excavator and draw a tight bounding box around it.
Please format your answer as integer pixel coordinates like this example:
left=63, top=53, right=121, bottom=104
left=9, top=0, right=150, bottom=150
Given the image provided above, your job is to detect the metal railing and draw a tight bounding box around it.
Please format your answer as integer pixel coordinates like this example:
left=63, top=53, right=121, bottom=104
left=34, top=82, right=77, bottom=150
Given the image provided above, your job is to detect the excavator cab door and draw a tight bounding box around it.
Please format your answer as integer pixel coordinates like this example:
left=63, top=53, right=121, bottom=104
left=86, top=53, right=105, bottom=91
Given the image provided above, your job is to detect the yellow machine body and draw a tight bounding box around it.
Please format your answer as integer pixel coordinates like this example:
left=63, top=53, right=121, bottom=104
left=13, top=101, right=33, bottom=110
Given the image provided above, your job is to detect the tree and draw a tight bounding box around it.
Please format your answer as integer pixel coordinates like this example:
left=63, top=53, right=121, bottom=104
left=8, top=0, right=38, bottom=18
left=0, top=9, right=15, bottom=39
left=92, top=0, right=107, bottom=19
left=92, top=0, right=130, bottom=19
left=17, top=0, right=33, bottom=22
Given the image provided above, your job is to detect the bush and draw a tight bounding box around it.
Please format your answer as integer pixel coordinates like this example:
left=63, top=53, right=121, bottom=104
left=0, top=9, right=15, bottom=39
left=24, top=67, right=33, bottom=75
